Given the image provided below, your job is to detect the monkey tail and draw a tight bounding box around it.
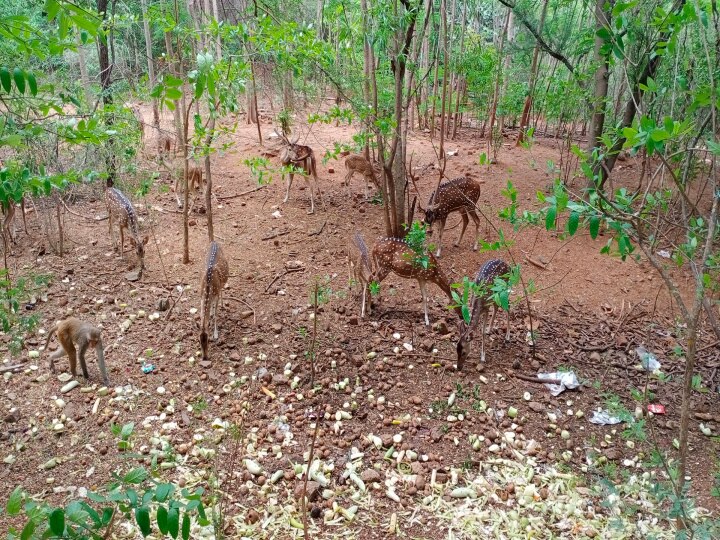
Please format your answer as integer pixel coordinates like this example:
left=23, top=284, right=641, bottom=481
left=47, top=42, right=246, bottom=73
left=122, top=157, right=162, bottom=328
left=352, top=232, right=372, bottom=273
left=42, top=324, right=58, bottom=354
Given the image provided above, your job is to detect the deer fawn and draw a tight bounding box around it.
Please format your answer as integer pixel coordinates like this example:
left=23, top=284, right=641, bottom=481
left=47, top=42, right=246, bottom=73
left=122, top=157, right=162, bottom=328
left=1, top=201, right=16, bottom=247
left=422, top=177, right=481, bottom=257
left=356, top=235, right=460, bottom=326
left=277, top=131, right=323, bottom=214
left=105, top=184, right=148, bottom=273
left=174, top=165, right=204, bottom=209
left=343, top=154, right=379, bottom=198
left=199, top=241, right=229, bottom=361
left=456, top=259, right=511, bottom=370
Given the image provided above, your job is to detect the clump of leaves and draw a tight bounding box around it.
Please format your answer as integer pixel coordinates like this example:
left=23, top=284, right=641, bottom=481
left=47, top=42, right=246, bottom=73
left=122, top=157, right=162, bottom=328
left=0, top=269, right=51, bottom=356
left=403, top=221, right=432, bottom=270
left=450, top=264, right=519, bottom=324
left=5, top=467, right=209, bottom=539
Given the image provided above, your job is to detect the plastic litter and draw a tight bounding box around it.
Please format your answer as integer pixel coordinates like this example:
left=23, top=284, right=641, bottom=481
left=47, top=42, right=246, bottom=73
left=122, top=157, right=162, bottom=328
left=636, top=346, right=661, bottom=371
left=141, top=363, right=155, bottom=374
left=657, top=250, right=671, bottom=259
left=589, top=409, right=623, bottom=425
left=647, top=403, right=665, bottom=415
left=537, top=371, right=580, bottom=396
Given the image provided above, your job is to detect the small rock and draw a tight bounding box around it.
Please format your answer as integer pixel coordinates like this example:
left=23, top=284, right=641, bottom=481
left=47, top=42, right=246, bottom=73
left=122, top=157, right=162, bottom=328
left=528, top=402, right=544, bottom=413
left=199, top=361, right=212, bottom=369
left=157, top=298, right=170, bottom=311
left=271, top=323, right=283, bottom=334
left=604, top=448, right=622, bottom=461
left=432, top=320, right=450, bottom=335
left=246, top=509, right=260, bottom=524
left=589, top=351, right=601, bottom=362
left=348, top=316, right=359, bottom=325
left=430, top=427, right=444, bottom=442
left=294, top=481, right=321, bottom=502
left=360, top=469, right=381, bottom=483
left=4, top=410, right=20, bottom=424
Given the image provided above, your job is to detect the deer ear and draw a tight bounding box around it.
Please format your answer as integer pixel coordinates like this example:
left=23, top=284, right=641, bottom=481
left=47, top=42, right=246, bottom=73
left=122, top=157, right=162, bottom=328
left=142, top=235, right=149, bottom=245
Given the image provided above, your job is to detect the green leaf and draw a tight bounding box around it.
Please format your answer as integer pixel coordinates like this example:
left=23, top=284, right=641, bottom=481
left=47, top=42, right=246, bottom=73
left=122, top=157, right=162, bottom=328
left=165, top=87, right=183, bottom=100
left=6, top=486, right=22, bottom=515
left=589, top=215, right=600, bottom=239
left=568, top=212, right=579, bottom=236
left=20, top=519, right=36, bottom=540
left=45, top=0, right=60, bottom=19
left=123, top=467, right=147, bottom=484
left=26, top=72, right=37, bottom=96
left=545, top=206, right=556, bottom=230
left=157, top=505, right=169, bottom=534
left=0, top=68, right=11, bottom=93
left=181, top=512, right=190, bottom=540
left=164, top=75, right=183, bottom=87
left=135, top=506, right=151, bottom=536
left=13, top=68, right=25, bottom=94
left=168, top=507, right=180, bottom=538
left=49, top=509, right=65, bottom=536
left=707, top=139, right=720, bottom=156
left=155, top=483, right=173, bottom=502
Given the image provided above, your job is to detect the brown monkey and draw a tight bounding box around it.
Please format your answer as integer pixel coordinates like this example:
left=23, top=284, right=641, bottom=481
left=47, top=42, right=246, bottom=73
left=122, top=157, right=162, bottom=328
left=42, top=318, right=109, bottom=385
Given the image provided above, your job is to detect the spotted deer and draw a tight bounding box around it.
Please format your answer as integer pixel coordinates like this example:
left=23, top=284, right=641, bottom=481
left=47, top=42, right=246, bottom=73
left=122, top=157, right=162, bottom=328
left=348, top=232, right=373, bottom=317
left=456, top=259, right=511, bottom=370
left=277, top=131, right=323, bottom=214
left=356, top=235, right=461, bottom=326
left=174, top=165, right=205, bottom=209
left=421, top=176, right=482, bottom=257
left=158, top=133, right=174, bottom=157
left=343, top=154, right=379, bottom=198
left=199, top=241, right=229, bottom=361
left=129, top=104, right=144, bottom=141
left=105, top=185, right=148, bottom=273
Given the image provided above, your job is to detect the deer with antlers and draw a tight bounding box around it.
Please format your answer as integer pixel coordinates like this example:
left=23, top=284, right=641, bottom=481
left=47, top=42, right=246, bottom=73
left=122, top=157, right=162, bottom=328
left=353, top=234, right=461, bottom=325
left=415, top=174, right=482, bottom=257
left=277, top=130, right=323, bottom=214
left=456, top=259, right=512, bottom=370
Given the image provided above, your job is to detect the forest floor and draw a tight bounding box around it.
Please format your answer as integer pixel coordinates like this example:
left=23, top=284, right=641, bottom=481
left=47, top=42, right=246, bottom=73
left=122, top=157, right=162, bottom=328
left=1, top=109, right=719, bottom=538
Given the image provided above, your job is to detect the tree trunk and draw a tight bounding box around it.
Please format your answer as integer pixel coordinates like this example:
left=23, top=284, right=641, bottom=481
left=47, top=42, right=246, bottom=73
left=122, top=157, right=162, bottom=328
left=140, top=0, right=160, bottom=135
left=586, top=0, right=614, bottom=162
left=438, top=0, right=449, bottom=169
left=97, top=0, right=115, bottom=185
left=76, top=34, right=92, bottom=108
left=517, top=0, right=549, bottom=145
left=211, top=0, right=222, bottom=59
left=164, top=32, right=183, bottom=151
left=204, top=114, right=216, bottom=241
left=361, top=0, right=371, bottom=159
left=486, top=8, right=511, bottom=159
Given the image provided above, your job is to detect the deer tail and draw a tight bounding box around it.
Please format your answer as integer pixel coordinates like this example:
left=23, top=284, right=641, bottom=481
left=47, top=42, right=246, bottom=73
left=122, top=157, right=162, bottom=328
left=352, top=232, right=372, bottom=273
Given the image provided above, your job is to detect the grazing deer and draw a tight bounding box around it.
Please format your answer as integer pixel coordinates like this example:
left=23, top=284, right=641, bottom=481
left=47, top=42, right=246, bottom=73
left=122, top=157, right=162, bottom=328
left=348, top=232, right=373, bottom=317
left=277, top=131, right=323, bottom=214
left=356, top=235, right=460, bottom=326
left=456, top=259, right=511, bottom=370
left=174, top=165, right=205, bottom=209
left=105, top=185, right=148, bottom=273
left=343, top=154, right=379, bottom=198
left=421, top=176, right=482, bottom=257
left=199, top=241, right=229, bottom=361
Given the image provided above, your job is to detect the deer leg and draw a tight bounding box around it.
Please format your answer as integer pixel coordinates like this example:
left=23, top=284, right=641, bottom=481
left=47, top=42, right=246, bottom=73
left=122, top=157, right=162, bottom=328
left=456, top=211, right=469, bottom=247
left=480, top=309, right=489, bottom=363
left=175, top=174, right=182, bottom=208
left=360, top=280, right=367, bottom=318
left=487, top=304, right=498, bottom=334
left=469, top=209, right=480, bottom=251
left=284, top=173, right=293, bottom=203
left=419, top=280, right=430, bottom=326
left=504, top=308, right=511, bottom=342
left=213, top=292, right=221, bottom=340
left=307, top=178, right=315, bottom=215
left=434, top=218, right=446, bottom=257
left=119, top=226, right=126, bottom=260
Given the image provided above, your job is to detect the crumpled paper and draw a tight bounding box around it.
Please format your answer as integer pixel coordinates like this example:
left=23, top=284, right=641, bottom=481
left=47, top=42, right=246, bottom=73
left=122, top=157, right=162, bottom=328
left=537, top=371, right=580, bottom=396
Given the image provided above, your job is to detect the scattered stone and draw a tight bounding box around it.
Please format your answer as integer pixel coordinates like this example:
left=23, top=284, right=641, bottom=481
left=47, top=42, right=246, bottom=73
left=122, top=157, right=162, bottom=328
left=604, top=448, right=622, bottom=461
left=4, top=410, right=20, bottom=424
left=528, top=402, right=544, bottom=413
left=157, top=298, right=170, bottom=311
left=246, top=509, right=260, bottom=524
left=271, top=323, right=283, bottom=334
left=433, top=320, right=450, bottom=335
left=360, top=469, right=381, bottom=483
left=294, top=481, right=321, bottom=502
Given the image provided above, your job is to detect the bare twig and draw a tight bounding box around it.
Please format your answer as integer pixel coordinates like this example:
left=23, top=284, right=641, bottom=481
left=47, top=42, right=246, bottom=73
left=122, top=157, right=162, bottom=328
left=261, top=230, right=290, bottom=241
left=216, top=184, right=266, bottom=200
left=226, top=295, right=256, bottom=325
left=513, top=373, right=562, bottom=385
